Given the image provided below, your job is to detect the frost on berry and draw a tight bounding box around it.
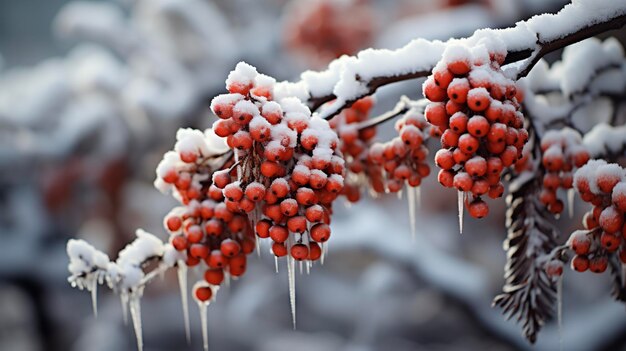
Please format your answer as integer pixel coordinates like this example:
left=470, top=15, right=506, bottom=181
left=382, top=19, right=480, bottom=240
left=423, top=42, right=529, bottom=222
left=567, top=162, right=626, bottom=287
left=536, top=128, right=591, bottom=215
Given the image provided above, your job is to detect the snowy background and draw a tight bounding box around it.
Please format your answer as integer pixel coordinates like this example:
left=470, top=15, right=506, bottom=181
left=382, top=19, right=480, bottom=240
left=1, top=0, right=626, bottom=350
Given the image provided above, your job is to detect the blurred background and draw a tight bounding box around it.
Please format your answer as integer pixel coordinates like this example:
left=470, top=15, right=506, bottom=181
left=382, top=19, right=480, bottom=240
left=1, top=0, right=626, bottom=350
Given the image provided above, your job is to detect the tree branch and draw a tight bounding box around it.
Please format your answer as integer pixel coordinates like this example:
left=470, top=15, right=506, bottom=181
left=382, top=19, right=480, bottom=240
left=354, top=96, right=427, bottom=131
left=299, top=5, right=626, bottom=120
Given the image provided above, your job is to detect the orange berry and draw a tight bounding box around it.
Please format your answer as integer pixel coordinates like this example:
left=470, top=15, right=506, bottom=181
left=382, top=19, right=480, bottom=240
left=424, top=103, right=448, bottom=127
left=467, top=88, right=490, bottom=112
left=467, top=116, right=489, bottom=137
left=447, top=59, right=471, bottom=75
left=434, top=67, right=454, bottom=89
left=449, top=112, right=468, bottom=134
left=423, top=77, right=447, bottom=102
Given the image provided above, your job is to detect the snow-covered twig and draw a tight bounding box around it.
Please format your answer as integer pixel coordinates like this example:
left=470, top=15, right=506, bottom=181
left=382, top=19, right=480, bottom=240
left=275, top=0, right=626, bottom=120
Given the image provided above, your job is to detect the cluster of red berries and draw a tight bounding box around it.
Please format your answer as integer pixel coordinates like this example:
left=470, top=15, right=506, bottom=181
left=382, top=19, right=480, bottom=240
left=367, top=108, right=431, bottom=193
left=539, top=129, right=591, bottom=214
left=209, top=62, right=344, bottom=263
left=154, top=129, right=255, bottom=302
left=568, top=160, right=626, bottom=273
left=424, top=44, right=528, bottom=219
left=328, top=97, right=378, bottom=202
left=283, top=0, right=374, bottom=66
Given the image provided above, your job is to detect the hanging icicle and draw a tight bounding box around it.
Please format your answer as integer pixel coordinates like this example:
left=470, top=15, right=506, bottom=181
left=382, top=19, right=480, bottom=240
left=177, top=262, right=191, bottom=344
left=129, top=289, right=144, bottom=351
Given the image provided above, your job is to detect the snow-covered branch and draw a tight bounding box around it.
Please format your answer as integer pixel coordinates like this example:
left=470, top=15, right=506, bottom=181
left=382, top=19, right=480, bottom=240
left=274, top=0, right=626, bottom=120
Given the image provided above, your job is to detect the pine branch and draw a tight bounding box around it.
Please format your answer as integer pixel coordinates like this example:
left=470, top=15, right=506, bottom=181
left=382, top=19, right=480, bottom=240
left=299, top=5, right=626, bottom=120
left=607, top=255, right=626, bottom=302
left=492, top=172, right=559, bottom=343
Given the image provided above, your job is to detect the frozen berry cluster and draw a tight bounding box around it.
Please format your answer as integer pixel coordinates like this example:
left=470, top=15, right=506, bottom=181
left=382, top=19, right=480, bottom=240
left=424, top=43, right=529, bottom=218
left=328, top=97, right=380, bottom=202
left=539, top=128, right=590, bottom=214
left=367, top=108, right=431, bottom=193
left=209, top=62, right=344, bottom=263
left=154, top=128, right=254, bottom=301
left=567, top=160, right=626, bottom=273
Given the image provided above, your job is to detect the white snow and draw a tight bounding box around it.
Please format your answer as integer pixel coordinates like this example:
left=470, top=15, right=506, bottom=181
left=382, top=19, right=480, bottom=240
left=583, top=124, right=626, bottom=157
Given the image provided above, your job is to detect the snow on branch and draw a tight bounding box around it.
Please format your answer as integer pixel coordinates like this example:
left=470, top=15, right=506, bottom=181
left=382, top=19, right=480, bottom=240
left=522, top=37, right=626, bottom=135
left=274, top=0, right=626, bottom=120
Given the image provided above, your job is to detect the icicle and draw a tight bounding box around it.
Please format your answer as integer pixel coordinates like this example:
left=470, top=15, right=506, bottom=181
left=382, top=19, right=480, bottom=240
left=255, top=235, right=261, bottom=257
left=299, top=260, right=303, bottom=275
left=129, top=291, right=144, bottom=351
left=275, top=256, right=279, bottom=273
left=198, top=301, right=209, bottom=351
left=557, top=277, right=563, bottom=351
left=407, top=186, right=416, bottom=241
left=177, top=262, right=191, bottom=344
left=321, top=242, right=327, bottom=265
left=457, top=191, right=464, bottom=234
left=121, top=292, right=129, bottom=325
left=567, top=188, right=575, bottom=219
left=306, top=260, right=310, bottom=275
left=287, top=255, right=296, bottom=329
left=225, top=272, right=231, bottom=287
left=91, top=277, right=98, bottom=318
left=415, top=186, right=421, bottom=209
left=397, top=189, right=403, bottom=200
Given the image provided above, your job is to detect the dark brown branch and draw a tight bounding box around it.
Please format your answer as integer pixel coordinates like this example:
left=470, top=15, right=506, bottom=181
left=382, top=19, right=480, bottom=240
left=516, top=13, right=626, bottom=78
left=309, top=11, right=626, bottom=120
left=354, top=96, right=426, bottom=131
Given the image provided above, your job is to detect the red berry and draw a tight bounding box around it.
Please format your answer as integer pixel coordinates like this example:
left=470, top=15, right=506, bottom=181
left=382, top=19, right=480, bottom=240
left=195, top=286, right=213, bottom=302
left=269, top=225, right=289, bottom=243
left=291, top=244, right=309, bottom=261
left=468, top=199, right=489, bottom=218
left=589, top=255, right=608, bottom=273
left=571, top=255, right=589, bottom=272
left=272, top=242, right=288, bottom=257
left=220, top=239, right=242, bottom=257
left=172, top=235, right=188, bottom=251
left=204, top=269, right=225, bottom=285
left=207, top=250, right=229, bottom=269
left=310, top=223, right=331, bottom=242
